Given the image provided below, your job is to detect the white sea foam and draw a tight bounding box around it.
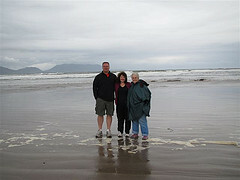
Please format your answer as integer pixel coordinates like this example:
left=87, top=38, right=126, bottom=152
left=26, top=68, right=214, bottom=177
left=148, top=138, right=239, bottom=147
left=8, top=144, right=23, bottom=148
left=172, top=148, right=183, bottom=151
left=1, top=134, right=238, bottom=152
left=36, top=128, right=45, bottom=131
left=78, top=143, right=87, bottom=145
left=120, top=145, right=131, bottom=150
left=151, top=142, right=164, bottom=145
left=5, top=136, right=47, bottom=148
left=25, top=137, right=47, bottom=144
left=128, top=151, right=137, bottom=154
left=53, top=133, right=63, bottom=137
left=80, top=138, right=96, bottom=143
left=202, top=141, right=238, bottom=146
left=0, top=72, right=98, bottom=81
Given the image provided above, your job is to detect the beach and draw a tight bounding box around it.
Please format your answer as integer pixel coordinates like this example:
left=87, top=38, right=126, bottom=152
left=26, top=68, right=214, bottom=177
left=0, top=70, right=240, bottom=180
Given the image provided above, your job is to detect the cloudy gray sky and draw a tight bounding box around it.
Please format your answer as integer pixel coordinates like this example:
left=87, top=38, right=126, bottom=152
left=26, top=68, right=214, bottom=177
left=1, top=0, right=239, bottom=70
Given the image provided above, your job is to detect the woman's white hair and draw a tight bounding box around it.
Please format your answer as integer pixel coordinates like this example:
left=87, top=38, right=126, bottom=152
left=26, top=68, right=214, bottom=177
left=131, top=72, right=139, bottom=79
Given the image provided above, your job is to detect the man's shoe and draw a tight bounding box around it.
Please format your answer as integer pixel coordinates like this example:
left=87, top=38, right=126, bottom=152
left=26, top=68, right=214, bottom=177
left=130, top=134, right=138, bottom=139
left=106, top=130, right=112, bottom=138
left=125, top=133, right=130, bottom=138
left=95, top=130, right=103, bottom=138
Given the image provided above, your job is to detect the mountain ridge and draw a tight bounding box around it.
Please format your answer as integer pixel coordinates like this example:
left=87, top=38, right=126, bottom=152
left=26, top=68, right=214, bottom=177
left=0, top=64, right=102, bottom=75
left=46, top=64, right=101, bottom=73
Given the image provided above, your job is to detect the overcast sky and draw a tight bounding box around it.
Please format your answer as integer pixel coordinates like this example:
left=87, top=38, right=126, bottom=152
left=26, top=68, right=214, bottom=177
left=1, top=0, right=239, bottom=70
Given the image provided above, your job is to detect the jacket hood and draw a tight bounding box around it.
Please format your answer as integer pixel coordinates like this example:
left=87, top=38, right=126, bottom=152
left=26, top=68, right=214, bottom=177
left=132, top=79, right=149, bottom=87
left=139, top=79, right=149, bottom=86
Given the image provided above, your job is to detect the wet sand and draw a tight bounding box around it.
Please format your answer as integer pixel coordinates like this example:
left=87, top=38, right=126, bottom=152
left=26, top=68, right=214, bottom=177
left=0, top=82, right=240, bottom=179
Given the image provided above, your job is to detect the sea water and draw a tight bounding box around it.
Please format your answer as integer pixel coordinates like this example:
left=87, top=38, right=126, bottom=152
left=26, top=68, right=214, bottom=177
left=0, top=68, right=239, bottom=92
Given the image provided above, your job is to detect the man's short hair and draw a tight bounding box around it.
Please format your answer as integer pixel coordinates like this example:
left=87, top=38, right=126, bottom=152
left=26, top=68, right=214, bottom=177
left=102, top=62, right=109, bottom=66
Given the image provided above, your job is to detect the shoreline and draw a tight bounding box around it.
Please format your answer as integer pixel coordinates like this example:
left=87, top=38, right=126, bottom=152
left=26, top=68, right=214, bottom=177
left=0, top=79, right=239, bottom=93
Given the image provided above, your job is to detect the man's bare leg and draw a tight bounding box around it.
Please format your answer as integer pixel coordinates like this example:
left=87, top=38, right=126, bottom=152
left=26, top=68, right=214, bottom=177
left=106, top=115, right=112, bottom=130
left=97, top=115, right=104, bottom=130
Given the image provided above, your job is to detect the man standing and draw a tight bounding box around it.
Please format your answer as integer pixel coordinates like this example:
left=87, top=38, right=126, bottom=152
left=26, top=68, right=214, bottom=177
left=93, top=62, right=116, bottom=138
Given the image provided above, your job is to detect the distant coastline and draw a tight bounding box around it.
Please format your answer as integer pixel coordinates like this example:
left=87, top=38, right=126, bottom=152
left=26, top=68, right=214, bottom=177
left=1, top=64, right=239, bottom=75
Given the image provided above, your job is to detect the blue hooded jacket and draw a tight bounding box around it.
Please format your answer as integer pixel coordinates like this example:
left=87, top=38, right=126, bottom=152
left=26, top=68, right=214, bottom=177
left=127, top=80, right=151, bottom=121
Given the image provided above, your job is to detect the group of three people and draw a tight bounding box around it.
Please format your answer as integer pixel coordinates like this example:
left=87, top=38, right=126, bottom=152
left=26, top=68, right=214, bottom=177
left=93, top=62, right=151, bottom=140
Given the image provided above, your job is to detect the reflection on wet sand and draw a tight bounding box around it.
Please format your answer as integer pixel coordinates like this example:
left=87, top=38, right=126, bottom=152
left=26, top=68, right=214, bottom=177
left=96, top=138, right=151, bottom=175
left=97, top=139, right=115, bottom=173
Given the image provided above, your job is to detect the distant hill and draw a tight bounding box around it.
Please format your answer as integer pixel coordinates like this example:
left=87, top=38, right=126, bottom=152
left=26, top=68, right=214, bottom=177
left=16, top=67, right=43, bottom=74
left=0, top=64, right=102, bottom=75
left=0, top=66, right=15, bottom=75
left=0, top=66, right=43, bottom=75
left=46, top=64, right=101, bottom=73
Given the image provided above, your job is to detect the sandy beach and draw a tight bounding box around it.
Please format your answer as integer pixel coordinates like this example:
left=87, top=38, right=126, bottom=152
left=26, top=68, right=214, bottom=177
left=0, top=79, right=239, bottom=180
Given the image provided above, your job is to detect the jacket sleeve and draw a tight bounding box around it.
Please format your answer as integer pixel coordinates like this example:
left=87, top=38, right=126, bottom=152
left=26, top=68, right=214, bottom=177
left=139, top=86, right=151, bottom=116
left=114, top=83, right=119, bottom=105
left=143, top=86, right=151, bottom=116
left=93, top=76, right=98, bottom=100
left=144, top=86, right=151, bottom=103
left=136, top=85, right=151, bottom=103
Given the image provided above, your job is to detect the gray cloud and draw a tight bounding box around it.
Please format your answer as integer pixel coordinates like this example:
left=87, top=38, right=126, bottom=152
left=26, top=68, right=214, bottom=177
left=1, top=0, right=239, bottom=70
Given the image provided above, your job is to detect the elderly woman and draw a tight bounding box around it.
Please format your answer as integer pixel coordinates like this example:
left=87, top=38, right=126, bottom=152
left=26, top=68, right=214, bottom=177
left=127, top=72, right=151, bottom=140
